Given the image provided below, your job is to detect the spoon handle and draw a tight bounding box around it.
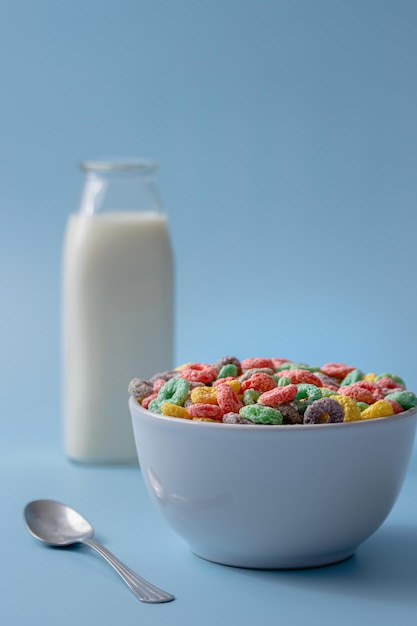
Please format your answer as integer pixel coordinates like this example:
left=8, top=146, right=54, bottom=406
left=81, top=538, right=175, bottom=603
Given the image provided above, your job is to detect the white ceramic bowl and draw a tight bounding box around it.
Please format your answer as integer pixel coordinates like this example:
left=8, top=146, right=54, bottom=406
left=129, top=396, right=417, bottom=569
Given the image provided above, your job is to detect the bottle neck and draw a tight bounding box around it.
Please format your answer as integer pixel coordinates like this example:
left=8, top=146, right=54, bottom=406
left=78, top=160, right=161, bottom=215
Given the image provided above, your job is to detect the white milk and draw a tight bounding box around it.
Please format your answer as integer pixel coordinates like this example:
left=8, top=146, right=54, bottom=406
left=62, top=211, right=174, bottom=463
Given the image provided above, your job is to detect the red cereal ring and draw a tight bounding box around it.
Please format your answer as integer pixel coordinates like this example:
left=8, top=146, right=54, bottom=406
left=277, top=369, right=323, bottom=388
left=142, top=392, right=158, bottom=410
left=338, top=385, right=374, bottom=404
left=375, top=376, right=405, bottom=390
left=178, top=363, right=218, bottom=384
left=320, top=363, right=355, bottom=379
left=352, top=380, right=384, bottom=402
left=241, top=357, right=275, bottom=370
left=213, top=377, right=237, bottom=387
left=241, top=372, right=277, bottom=393
left=187, top=403, right=223, bottom=420
left=386, top=399, right=404, bottom=414
left=258, top=384, right=298, bottom=408
left=216, top=383, right=243, bottom=414
left=152, top=378, right=167, bottom=392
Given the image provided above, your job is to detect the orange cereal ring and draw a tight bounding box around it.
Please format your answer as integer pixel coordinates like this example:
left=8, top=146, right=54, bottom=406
left=241, top=357, right=274, bottom=370
left=258, top=384, right=298, bottom=408
left=187, top=403, right=223, bottom=420
left=216, top=383, right=243, bottom=414
left=277, top=369, right=323, bottom=387
left=178, top=363, right=218, bottom=384
left=320, top=363, right=355, bottom=379
left=360, top=400, right=394, bottom=420
left=241, top=372, right=277, bottom=393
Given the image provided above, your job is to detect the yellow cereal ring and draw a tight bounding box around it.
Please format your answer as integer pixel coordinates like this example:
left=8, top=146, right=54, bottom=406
left=224, top=379, right=241, bottom=394
left=330, top=394, right=361, bottom=422
left=360, top=400, right=394, bottom=420
left=363, top=372, right=377, bottom=382
left=161, top=402, right=191, bottom=419
left=192, top=417, right=217, bottom=422
left=191, top=386, right=218, bottom=404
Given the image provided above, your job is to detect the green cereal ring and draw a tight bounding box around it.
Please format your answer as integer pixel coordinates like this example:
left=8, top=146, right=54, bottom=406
left=277, top=376, right=291, bottom=387
left=375, top=372, right=406, bottom=388
left=384, top=391, right=417, bottom=410
left=276, top=362, right=310, bottom=371
left=340, top=369, right=363, bottom=386
left=357, top=402, right=369, bottom=411
left=148, top=398, right=163, bottom=414
left=217, top=363, right=238, bottom=379
left=239, top=405, right=284, bottom=425
left=243, top=389, right=260, bottom=405
left=158, top=377, right=189, bottom=407
left=320, top=387, right=339, bottom=398
left=295, top=384, right=322, bottom=402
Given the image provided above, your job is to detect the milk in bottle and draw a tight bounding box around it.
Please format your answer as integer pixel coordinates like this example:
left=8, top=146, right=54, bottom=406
left=62, top=160, right=174, bottom=463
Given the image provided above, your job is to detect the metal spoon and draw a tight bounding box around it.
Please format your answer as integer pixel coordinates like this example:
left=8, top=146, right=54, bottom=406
left=23, top=499, right=175, bottom=603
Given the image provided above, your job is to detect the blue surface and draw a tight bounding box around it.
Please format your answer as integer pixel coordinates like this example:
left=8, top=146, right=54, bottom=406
left=2, top=1, right=417, bottom=624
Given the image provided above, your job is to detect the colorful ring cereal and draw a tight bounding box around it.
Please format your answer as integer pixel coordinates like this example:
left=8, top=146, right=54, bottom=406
left=320, top=363, right=355, bottom=380
left=239, top=405, right=284, bottom=425
left=179, top=363, right=218, bottom=384
left=330, top=394, right=362, bottom=422
left=295, top=383, right=322, bottom=403
left=303, top=398, right=344, bottom=424
left=360, top=400, right=394, bottom=420
left=277, top=369, right=323, bottom=387
left=241, top=357, right=274, bottom=370
left=257, top=384, right=298, bottom=408
left=216, top=383, right=243, bottom=414
left=129, top=355, right=416, bottom=426
left=188, top=403, right=223, bottom=420
left=241, top=372, right=277, bottom=393
left=384, top=391, right=417, bottom=411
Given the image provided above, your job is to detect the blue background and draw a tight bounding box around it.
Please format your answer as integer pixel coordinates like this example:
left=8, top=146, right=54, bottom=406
left=1, top=1, right=417, bottom=624
left=1, top=0, right=417, bottom=439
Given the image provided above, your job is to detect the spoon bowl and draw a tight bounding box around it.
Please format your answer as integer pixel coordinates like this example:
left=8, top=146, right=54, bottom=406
left=24, top=499, right=94, bottom=546
left=24, top=499, right=174, bottom=603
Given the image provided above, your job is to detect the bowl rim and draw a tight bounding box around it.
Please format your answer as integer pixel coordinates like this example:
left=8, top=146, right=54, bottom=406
left=129, top=395, right=417, bottom=432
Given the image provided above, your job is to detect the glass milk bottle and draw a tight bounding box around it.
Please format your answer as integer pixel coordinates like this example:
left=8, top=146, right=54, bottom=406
left=62, top=160, right=174, bottom=464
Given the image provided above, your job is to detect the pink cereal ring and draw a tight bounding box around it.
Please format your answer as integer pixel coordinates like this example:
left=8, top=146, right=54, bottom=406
left=277, top=369, right=323, bottom=387
left=142, top=392, right=158, bottom=410
left=216, top=383, right=243, bottom=414
left=338, top=385, right=375, bottom=405
left=241, top=372, right=277, bottom=393
left=347, top=380, right=383, bottom=402
left=178, top=363, right=218, bottom=384
left=320, top=363, right=355, bottom=379
left=152, top=378, right=167, bottom=393
left=241, top=357, right=274, bottom=370
left=213, top=377, right=237, bottom=387
left=187, top=403, right=223, bottom=420
left=375, top=376, right=405, bottom=390
left=258, top=384, right=298, bottom=407
left=386, top=399, right=404, bottom=414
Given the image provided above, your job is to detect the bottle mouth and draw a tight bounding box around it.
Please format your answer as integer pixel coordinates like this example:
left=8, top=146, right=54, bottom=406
left=79, top=159, right=159, bottom=174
